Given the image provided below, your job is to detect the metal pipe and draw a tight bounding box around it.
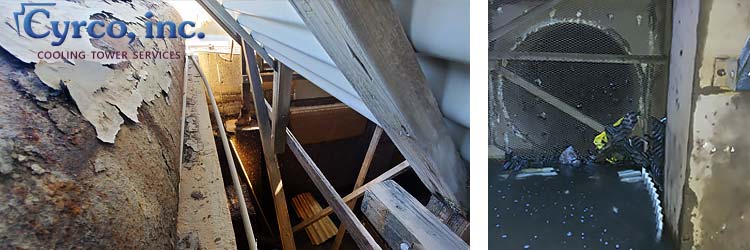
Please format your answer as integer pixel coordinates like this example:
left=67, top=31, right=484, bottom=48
left=189, top=56, right=259, bottom=250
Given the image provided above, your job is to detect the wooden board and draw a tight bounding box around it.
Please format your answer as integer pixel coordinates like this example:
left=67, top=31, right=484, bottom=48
left=177, top=57, right=237, bottom=250
left=290, top=193, right=337, bottom=245
left=361, top=181, right=469, bottom=250
left=426, top=196, right=470, bottom=243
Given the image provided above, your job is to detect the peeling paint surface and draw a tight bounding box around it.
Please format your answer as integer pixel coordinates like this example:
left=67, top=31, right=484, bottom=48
left=0, top=0, right=185, bottom=248
left=0, top=0, right=176, bottom=143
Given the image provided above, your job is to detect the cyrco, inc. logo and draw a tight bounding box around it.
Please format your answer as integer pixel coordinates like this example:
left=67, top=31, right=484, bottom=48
left=13, top=2, right=205, bottom=46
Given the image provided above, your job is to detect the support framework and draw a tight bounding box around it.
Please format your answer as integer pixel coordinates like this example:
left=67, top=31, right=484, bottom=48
left=290, top=0, right=469, bottom=214
left=332, top=127, right=384, bottom=250
left=199, top=1, right=465, bottom=248
left=243, top=41, right=297, bottom=250
left=285, top=128, right=381, bottom=249
left=241, top=40, right=399, bottom=250
left=271, top=62, right=293, bottom=153
left=292, top=160, right=411, bottom=232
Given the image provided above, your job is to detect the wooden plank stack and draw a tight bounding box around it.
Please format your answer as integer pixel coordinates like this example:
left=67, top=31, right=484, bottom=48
left=291, top=193, right=338, bottom=245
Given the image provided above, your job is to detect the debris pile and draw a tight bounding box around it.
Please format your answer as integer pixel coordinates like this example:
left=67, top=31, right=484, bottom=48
left=501, top=112, right=666, bottom=187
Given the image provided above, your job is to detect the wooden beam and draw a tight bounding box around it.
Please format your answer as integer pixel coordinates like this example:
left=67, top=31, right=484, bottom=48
left=179, top=58, right=239, bottom=250
left=284, top=128, right=381, bottom=250
left=664, top=0, right=700, bottom=241
left=331, top=127, right=384, bottom=250
left=195, top=0, right=274, bottom=67
left=242, top=41, right=297, bottom=250
left=238, top=43, right=254, bottom=126
left=496, top=66, right=606, bottom=132
left=426, top=196, right=470, bottom=242
left=290, top=0, right=469, bottom=214
left=292, top=160, right=410, bottom=232
left=491, top=51, right=668, bottom=64
left=489, top=0, right=562, bottom=42
left=190, top=56, right=259, bottom=250
left=361, top=180, right=469, bottom=250
left=271, top=62, right=294, bottom=153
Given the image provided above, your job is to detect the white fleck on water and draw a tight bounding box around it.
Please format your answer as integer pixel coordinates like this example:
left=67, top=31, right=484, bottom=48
left=576, top=10, right=583, bottom=17
left=636, top=15, right=643, bottom=26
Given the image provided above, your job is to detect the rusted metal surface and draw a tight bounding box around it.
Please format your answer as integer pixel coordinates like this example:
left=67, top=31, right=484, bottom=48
left=0, top=1, right=184, bottom=249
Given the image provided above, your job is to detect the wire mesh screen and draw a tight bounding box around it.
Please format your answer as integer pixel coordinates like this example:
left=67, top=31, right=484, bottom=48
left=489, top=0, right=669, bottom=159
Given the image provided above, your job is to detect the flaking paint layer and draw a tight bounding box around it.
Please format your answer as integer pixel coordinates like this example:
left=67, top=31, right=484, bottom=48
left=0, top=0, right=177, bottom=143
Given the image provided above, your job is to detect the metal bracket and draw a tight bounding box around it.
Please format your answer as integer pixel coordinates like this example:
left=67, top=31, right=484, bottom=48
left=713, top=36, right=750, bottom=91
left=712, top=56, right=739, bottom=90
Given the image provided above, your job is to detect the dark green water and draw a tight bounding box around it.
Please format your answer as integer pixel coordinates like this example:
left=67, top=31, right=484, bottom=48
left=489, top=161, right=675, bottom=250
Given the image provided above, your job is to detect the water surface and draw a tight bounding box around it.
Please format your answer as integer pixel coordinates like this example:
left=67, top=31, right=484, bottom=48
left=489, top=161, right=674, bottom=250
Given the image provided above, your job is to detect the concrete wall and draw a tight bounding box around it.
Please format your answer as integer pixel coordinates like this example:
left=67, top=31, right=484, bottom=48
left=666, top=0, right=750, bottom=249
left=196, top=52, right=244, bottom=116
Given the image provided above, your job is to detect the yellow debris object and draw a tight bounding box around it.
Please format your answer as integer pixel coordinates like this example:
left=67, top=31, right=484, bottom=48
left=594, top=131, right=608, bottom=150
left=594, top=117, right=625, bottom=163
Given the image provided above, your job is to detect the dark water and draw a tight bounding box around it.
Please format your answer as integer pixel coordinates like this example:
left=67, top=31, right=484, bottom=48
left=489, top=161, right=674, bottom=250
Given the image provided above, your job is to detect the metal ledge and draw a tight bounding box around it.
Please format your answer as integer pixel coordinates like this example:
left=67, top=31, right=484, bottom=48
left=491, top=51, right=668, bottom=64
